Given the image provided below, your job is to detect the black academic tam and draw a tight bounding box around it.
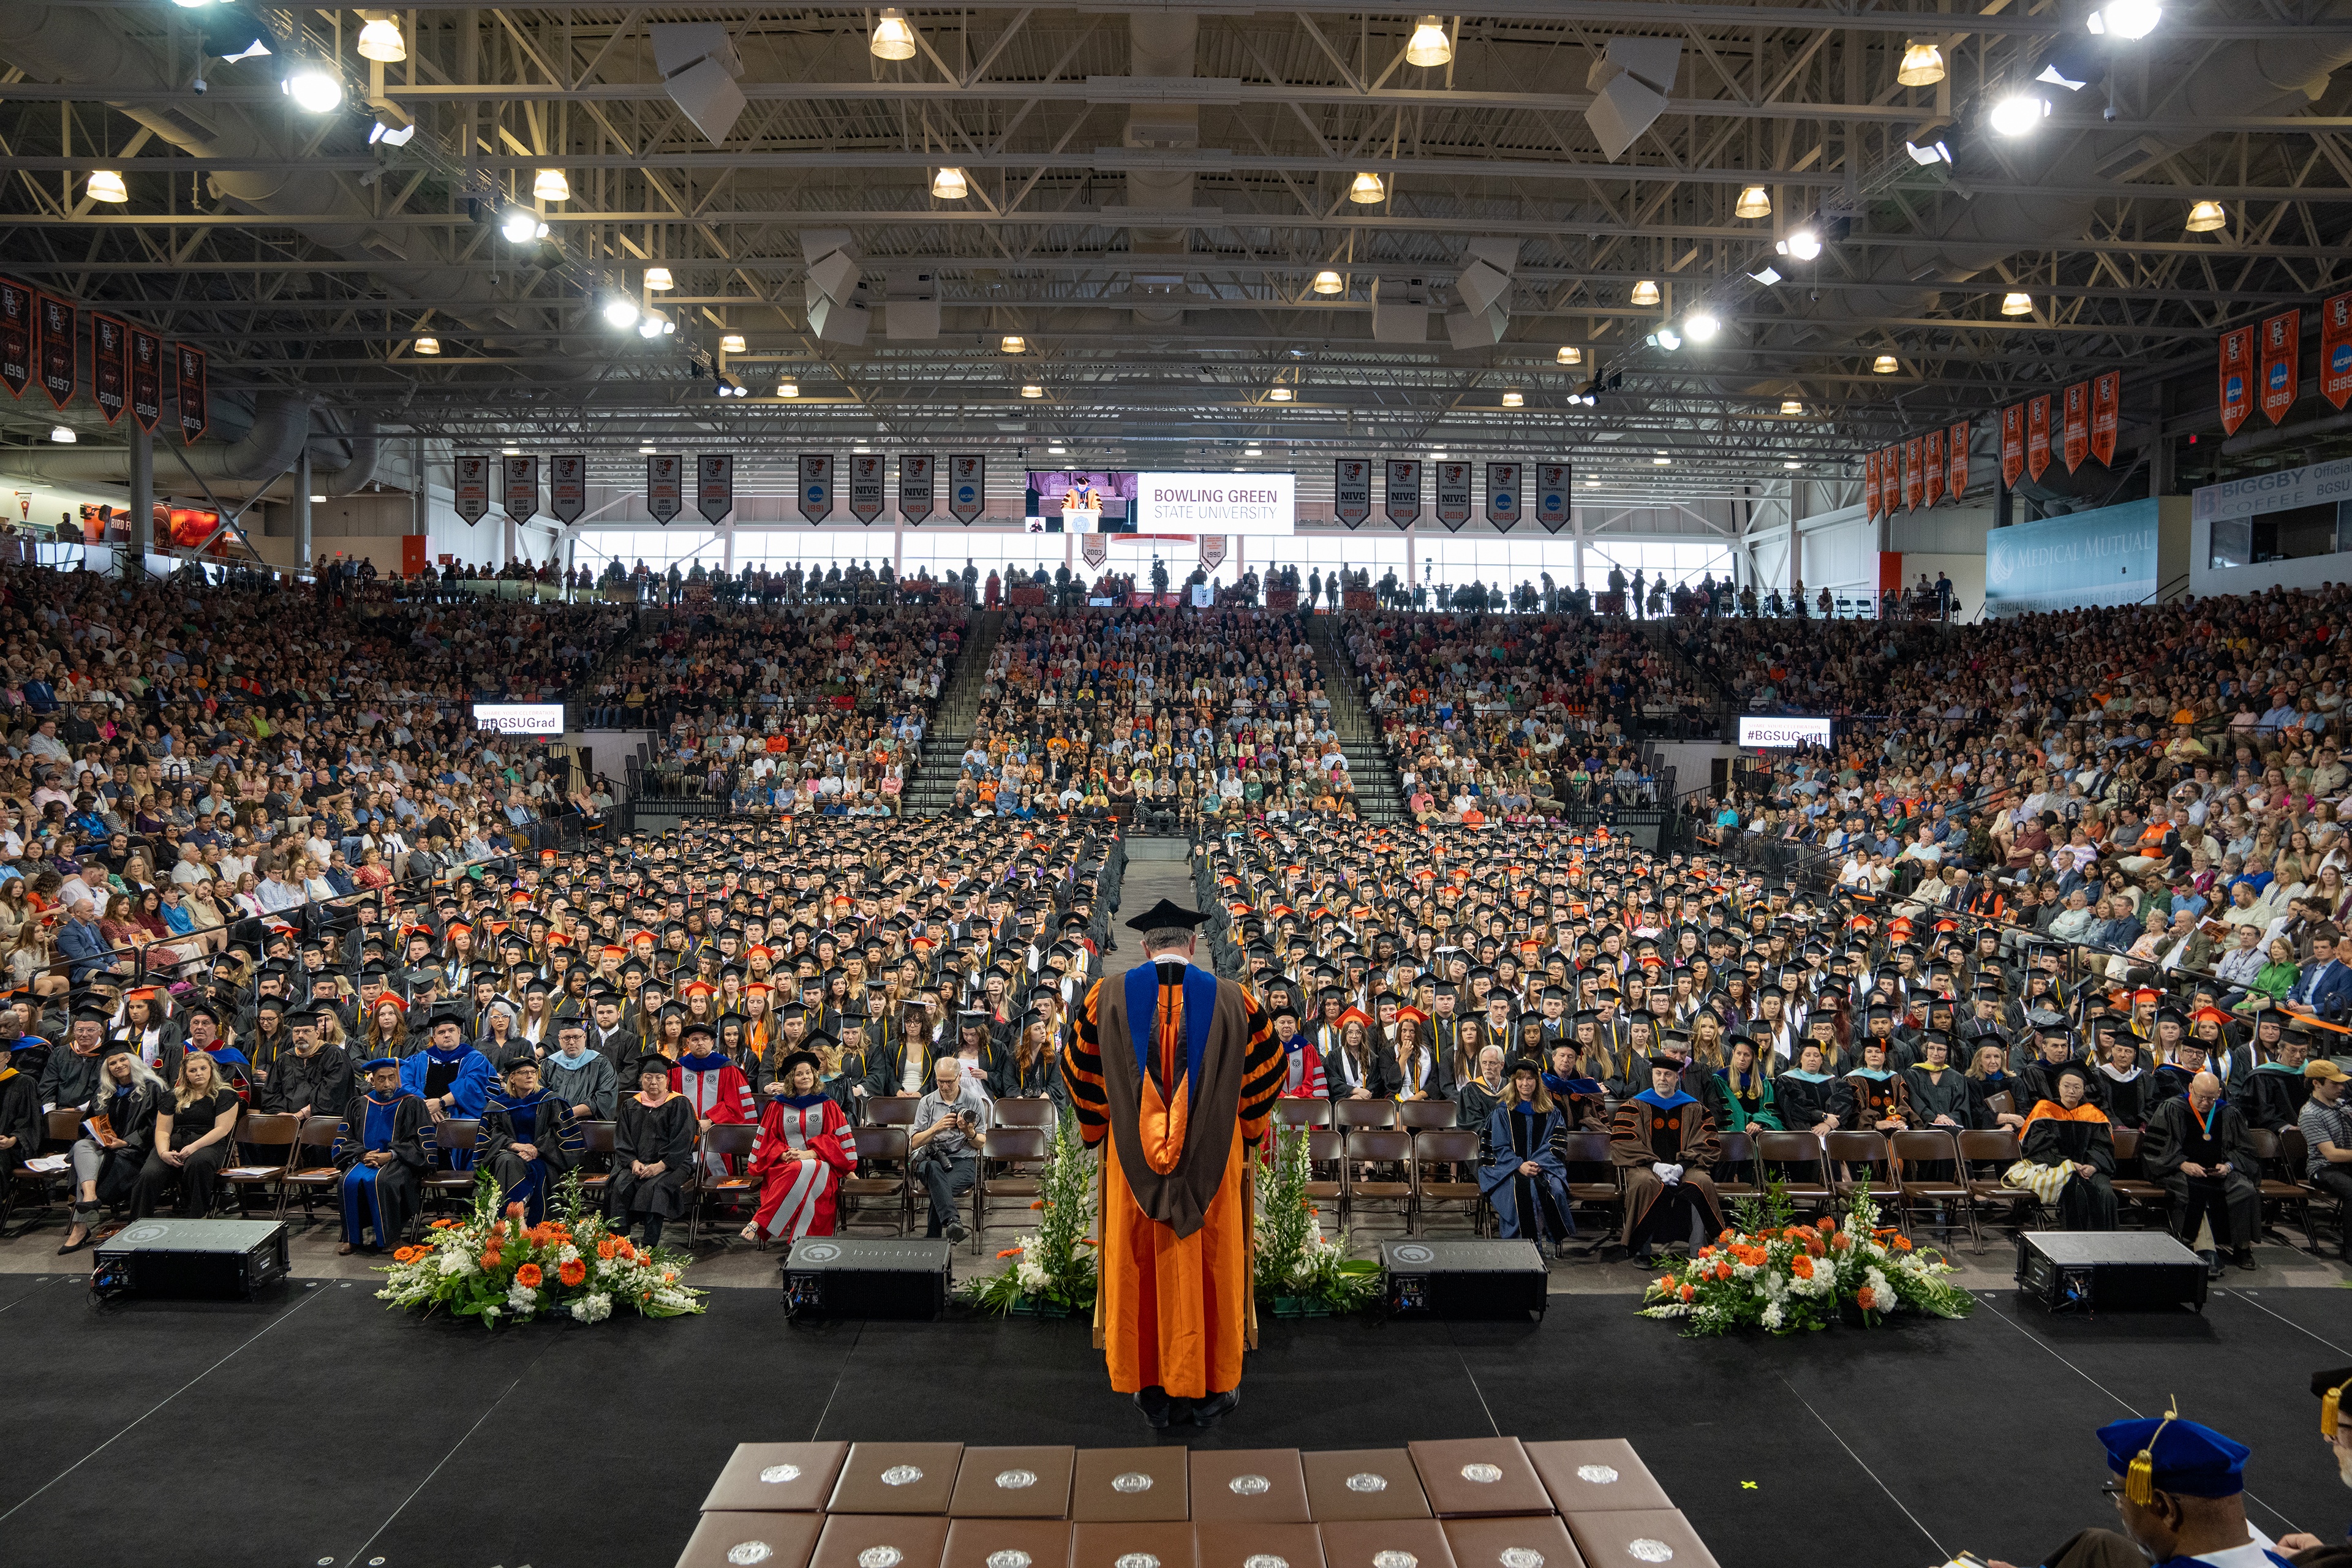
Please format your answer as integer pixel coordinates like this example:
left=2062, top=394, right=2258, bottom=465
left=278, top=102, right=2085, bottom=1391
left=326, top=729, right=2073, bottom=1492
left=1124, top=898, right=1208, bottom=932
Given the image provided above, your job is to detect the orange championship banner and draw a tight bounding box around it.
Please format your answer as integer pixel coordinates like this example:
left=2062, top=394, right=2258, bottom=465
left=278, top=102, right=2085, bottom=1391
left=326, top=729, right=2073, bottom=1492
left=2324, top=291, right=2352, bottom=410
left=2219, top=325, right=2255, bottom=434
left=1948, top=420, right=1970, bottom=499
left=2261, top=308, right=2301, bottom=425
left=1904, top=437, right=1923, bottom=510
left=1864, top=450, right=1881, bottom=519
left=2026, top=394, right=2052, bottom=481
left=2000, top=404, right=2024, bottom=487
left=2090, top=372, right=2120, bottom=466
left=1923, top=428, right=1945, bottom=507
left=2061, top=380, right=2089, bottom=473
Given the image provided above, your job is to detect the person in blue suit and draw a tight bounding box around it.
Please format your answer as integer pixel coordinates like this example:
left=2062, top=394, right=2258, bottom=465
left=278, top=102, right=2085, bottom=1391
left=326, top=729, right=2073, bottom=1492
left=1479, top=1057, right=1574, bottom=1259
left=2287, top=930, right=2352, bottom=1023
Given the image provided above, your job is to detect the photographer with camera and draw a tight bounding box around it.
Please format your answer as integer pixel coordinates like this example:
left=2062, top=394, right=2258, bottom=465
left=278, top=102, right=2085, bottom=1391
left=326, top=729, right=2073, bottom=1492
left=908, top=1055, right=993, bottom=1242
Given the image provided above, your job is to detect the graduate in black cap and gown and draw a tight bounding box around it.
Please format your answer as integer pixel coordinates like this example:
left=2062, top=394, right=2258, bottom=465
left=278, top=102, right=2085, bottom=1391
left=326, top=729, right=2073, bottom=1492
left=1479, top=1058, right=1575, bottom=1258
left=335, top=1057, right=428, bottom=1254
left=481, top=1054, right=584, bottom=1225
left=1774, top=1039, right=1851, bottom=1136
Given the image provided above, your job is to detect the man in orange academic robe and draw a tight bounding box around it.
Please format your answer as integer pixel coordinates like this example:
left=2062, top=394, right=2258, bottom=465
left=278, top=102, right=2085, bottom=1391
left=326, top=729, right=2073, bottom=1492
left=1064, top=897, right=1280, bottom=1428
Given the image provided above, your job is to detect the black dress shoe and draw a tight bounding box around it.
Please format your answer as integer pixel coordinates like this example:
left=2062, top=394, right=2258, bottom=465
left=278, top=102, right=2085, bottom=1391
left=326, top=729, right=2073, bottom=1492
left=1191, top=1389, right=1240, bottom=1428
left=1133, top=1386, right=1172, bottom=1430
left=2232, top=1248, right=2259, bottom=1272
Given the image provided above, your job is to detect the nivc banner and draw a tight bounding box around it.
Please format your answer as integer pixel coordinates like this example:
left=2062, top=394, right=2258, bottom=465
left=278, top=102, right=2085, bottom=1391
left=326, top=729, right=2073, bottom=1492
left=1983, top=498, right=2159, bottom=616
left=848, top=453, right=885, bottom=522
left=1333, top=459, right=1371, bottom=528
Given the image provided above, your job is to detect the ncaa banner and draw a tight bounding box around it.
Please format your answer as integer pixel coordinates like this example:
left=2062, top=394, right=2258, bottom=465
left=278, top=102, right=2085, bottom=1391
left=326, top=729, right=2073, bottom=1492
left=2218, top=326, right=2255, bottom=434
left=549, top=454, right=587, bottom=523
left=454, top=455, right=491, bottom=524
left=698, top=454, right=734, bottom=524
left=2091, top=373, right=2120, bottom=467
left=1384, top=459, right=1422, bottom=529
left=1434, top=461, right=1472, bottom=531
left=502, top=454, right=540, bottom=524
left=91, top=315, right=127, bottom=425
left=848, top=453, right=886, bottom=522
left=948, top=454, right=985, bottom=524
left=2000, top=405, right=2025, bottom=488
left=1534, top=462, right=1570, bottom=533
left=36, top=293, right=75, bottom=410
left=1486, top=462, right=1521, bottom=532
left=2261, top=309, right=2301, bottom=426
left=1923, top=428, right=1945, bottom=507
left=0, top=279, right=28, bottom=399
left=2026, top=394, right=2052, bottom=481
left=1902, top=437, right=1923, bottom=511
left=1948, top=421, right=1970, bottom=500
left=2323, top=291, right=2352, bottom=411
left=899, top=454, right=935, bottom=523
left=646, top=454, right=683, bottom=523
left=175, top=342, right=208, bottom=444
left=2062, top=380, right=2089, bottom=473
left=1333, top=459, right=1372, bottom=528
left=799, top=454, right=834, bottom=524
left=128, top=325, right=162, bottom=432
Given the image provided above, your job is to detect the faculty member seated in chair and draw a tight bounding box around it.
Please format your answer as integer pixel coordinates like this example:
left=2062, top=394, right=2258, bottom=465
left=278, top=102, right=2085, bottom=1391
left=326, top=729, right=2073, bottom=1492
left=2141, top=1069, right=2261, bottom=1279
left=336, top=1056, right=428, bottom=1255
left=2011, top=1061, right=2118, bottom=1231
left=1479, top=1057, right=1574, bottom=1258
left=741, top=1049, right=854, bottom=1245
left=481, top=1055, right=584, bottom=1226
left=607, top=1054, right=693, bottom=1250
left=1609, top=1057, right=1724, bottom=1266
left=132, top=1051, right=242, bottom=1218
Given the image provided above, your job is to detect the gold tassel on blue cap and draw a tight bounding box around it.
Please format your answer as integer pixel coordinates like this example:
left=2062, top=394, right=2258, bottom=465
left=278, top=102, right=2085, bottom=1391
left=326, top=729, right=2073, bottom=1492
left=2127, top=1400, right=2179, bottom=1507
left=2326, top=1380, right=2350, bottom=1441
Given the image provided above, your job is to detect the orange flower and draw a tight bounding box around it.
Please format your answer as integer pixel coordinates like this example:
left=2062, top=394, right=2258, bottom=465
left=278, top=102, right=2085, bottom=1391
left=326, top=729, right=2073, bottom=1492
left=1678, top=1283, right=1695, bottom=1302
left=1855, top=1286, right=1877, bottom=1311
left=1655, top=1275, right=1675, bottom=1294
left=1819, top=1215, right=1838, bottom=1234
left=1715, top=1262, right=1733, bottom=1283
left=507, top=1202, right=527, bottom=1218
left=480, top=1251, right=502, bottom=1270
left=1792, top=1254, right=1815, bottom=1280
left=1829, top=1232, right=1851, bottom=1251
left=559, top=1259, right=587, bottom=1287
left=514, top=1263, right=543, bottom=1287
left=616, top=1239, right=636, bottom=1261
left=1893, top=1236, right=1913, bottom=1252
left=430, top=1218, right=454, bottom=1229
left=1717, top=1228, right=1735, bottom=1245
left=596, top=1238, right=617, bottom=1260
left=1029, top=1199, right=1046, bottom=1210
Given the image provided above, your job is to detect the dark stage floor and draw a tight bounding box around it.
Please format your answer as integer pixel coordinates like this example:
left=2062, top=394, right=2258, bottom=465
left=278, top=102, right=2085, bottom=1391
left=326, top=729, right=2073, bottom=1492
left=7, top=1270, right=2351, bottom=1568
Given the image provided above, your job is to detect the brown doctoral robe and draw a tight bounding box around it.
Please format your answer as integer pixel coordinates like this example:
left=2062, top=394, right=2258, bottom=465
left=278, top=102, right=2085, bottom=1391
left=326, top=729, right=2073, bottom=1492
left=1063, top=959, right=1281, bottom=1400
left=1607, top=1090, right=1724, bottom=1246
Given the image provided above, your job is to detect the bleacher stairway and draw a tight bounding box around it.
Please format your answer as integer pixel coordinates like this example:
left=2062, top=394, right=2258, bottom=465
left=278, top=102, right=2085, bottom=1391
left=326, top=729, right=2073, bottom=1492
left=1304, top=616, right=1408, bottom=825
left=903, top=609, right=1005, bottom=818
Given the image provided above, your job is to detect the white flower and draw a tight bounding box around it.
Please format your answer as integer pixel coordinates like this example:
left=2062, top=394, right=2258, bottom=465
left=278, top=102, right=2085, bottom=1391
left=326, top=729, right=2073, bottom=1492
left=438, top=1249, right=476, bottom=1277
left=1015, top=1260, right=1049, bottom=1293
left=1761, top=1302, right=1786, bottom=1330
left=557, top=1243, right=580, bottom=1267
left=571, top=1292, right=612, bottom=1324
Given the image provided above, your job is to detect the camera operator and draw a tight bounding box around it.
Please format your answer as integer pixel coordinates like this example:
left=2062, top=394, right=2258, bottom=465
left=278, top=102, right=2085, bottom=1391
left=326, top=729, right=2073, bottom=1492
left=909, top=1055, right=993, bottom=1242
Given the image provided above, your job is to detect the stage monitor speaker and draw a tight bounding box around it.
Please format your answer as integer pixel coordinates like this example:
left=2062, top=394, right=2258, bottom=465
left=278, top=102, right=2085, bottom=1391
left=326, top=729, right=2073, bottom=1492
left=2015, top=1231, right=2207, bottom=1314
left=1381, top=1238, right=1548, bottom=1319
left=92, top=1219, right=290, bottom=1302
left=783, top=1237, right=952, bottom=1319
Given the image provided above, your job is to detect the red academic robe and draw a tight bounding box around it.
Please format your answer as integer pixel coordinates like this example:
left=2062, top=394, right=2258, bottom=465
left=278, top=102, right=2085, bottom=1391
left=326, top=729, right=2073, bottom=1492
left=671, top=1050, right=755, bottom=1175
left=1280, top=1035, right=1328, bottom=1098
left=748, top=1093, right=854, bottom=1239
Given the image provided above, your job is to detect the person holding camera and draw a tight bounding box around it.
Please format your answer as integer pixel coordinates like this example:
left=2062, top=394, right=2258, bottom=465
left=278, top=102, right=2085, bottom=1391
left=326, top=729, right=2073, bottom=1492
left=908, top=1055, right=992, bottom=1242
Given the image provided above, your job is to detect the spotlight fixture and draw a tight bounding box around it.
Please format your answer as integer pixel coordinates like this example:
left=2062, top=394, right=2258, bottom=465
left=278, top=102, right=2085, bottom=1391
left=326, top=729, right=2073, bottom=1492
left=1556, top=346, right=1582, bottom=365
left=1898, top=40, right=1946, bottom=86
left=1905, top=139, right=1954, bottom=166
left=637, top=311, right=667, bottom=339
left=1873, top=353, right=1900, bottom=374
left=930, top=167, right=968, bottom=200
left=2186, top=200, right=2227, bottom=233
left=869, top=9, right=917, bottom=61
left=1312, top=270, right=1345, bottom=295
left=644, top=267, right=674, bottom=291
left=1245, top=445, right=1264, bottom=457
left=1735, top=185, right=1771, bottom=219
left=357, top=15, right=406, bottom=61
left=719, top=333, right=746, bottom=353
left=48, top=425, right=75, bottom=443
left=1653, top=455, right=1672, bottom=466
left=1500, top=391, right=1525, bottom=408
left=283, top=65, right=344, bottom=115
left=1406, top=15, right=1453, bottom=67
left=2088, top=0, right=2161, bottom=37
left=639, top=443, right=657, bottom=453
left=1653, top=326, right=1682, bottom=351
left=86, top=170, right=128, bottom=204
left=1630, top=279, right=1661, bottom=306
left=1989, top=90, right=2050, bottom=135
left=370, top=119, right=416, bottom=147
left=1683, top=310, right=1721, bottom=343
left=1048, top=443, right=1067, bottom=455
left=1267, top=386, right=1295, bottom=402
left=2001, top=292, right=2035, bottom=316
left=1784, top=460, right=1803, bottom=470
left=413, top=336, right=441, bottom=355
left=502, top=445, right=521, bottom=456
left=1020, top=383, right=1044, bottom=399
left=1776, top=228, right=1822, bottom=262
left=1349, top=172, right=1386, bottom=204
left=533, top=168, right=570, bottom=202
left=778, top=382, right=799, bottom=398
left=714, top=374, right=744, bottom=398
left=1779, top=399, right=1803, bottom=415
left=499, top=208, right=540, bottom=244
left=1000, top=334, right=1026, bottom=353
left=601, top=297, right=639, bottom=328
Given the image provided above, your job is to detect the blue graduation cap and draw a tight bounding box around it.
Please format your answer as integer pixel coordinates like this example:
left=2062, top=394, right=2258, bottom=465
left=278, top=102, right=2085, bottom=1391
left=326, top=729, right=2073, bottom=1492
left=358, top=1057, right=401, bottom=1074
left=2098, top=1410, right=2248, bottom=1501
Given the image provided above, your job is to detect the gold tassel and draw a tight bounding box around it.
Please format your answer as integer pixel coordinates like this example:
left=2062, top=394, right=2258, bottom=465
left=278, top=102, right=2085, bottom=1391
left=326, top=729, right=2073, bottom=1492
left=2326, top=1382, right=2345, bottom=1441
left=2127, top=1400, right=2179, bottom=1507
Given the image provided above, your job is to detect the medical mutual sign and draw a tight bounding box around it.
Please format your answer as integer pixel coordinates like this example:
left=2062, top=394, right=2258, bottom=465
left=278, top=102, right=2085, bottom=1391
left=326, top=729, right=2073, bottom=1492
left=1983, top=499, right=2159, bottom=616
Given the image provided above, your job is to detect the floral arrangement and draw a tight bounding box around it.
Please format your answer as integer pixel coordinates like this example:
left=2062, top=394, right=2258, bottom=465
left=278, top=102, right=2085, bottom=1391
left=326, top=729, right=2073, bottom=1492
left=961, top=1113, right=1099, bottom=1315
left=1638, top=1179, right=1973, bottom=1337
left=1253, top=1124, right=1381, bottom=1314
left=375, top=1172, right=707, bottom=1327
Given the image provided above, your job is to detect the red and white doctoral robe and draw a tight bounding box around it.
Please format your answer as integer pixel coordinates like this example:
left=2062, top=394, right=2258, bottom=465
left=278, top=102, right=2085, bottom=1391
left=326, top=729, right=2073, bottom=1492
left=1280, top=1036, right=1328, bottom=1098
left=671, top=1050, right=755, bottom=1176
left=749, top=1093, right=854, bottom=1239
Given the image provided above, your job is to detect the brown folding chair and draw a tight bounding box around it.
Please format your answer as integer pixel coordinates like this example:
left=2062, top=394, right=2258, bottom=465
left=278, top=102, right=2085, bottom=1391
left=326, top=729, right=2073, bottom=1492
left=690, top=1122, right=761, bottom=1241
left=840, top=1125, right=912, bottom=1236
left=1398, top=1099, right=1458, bottom=1133
left=992, top=1098, right=1057, bottom=1130
left=4, top=1108, right=86, bottom=1231
left=221, top=1112, right=299, bottom=1218
left=1557, top=1129, right=1624, bottom=1238
left=865, top=1096, right=922, bottom=1128
left=1303, top=1129, right=1346, bottom=1219
left=1344, top=1128, right=1414, bottom=1236
left=2109, top=1128, right=2168, bottom=1227
left=1411, top=1128, right=1485, bottom=1235
left=1755, top=1131, right=1834, bottom=1212
left=1711, top=1131, right=1761, bottom=1203
left=1823, top=1130, right=1896, bottom=1203
left=972, top=1125, right=1052, bottom=1251
left=1275, top=1096, right=1334, bottom=1129
left=1957, top=1128, right=2035, bottom=1233
left=2245, top=1126, right=2316, bottom=1250
left=1891, top=1129, right=1980, bottom=1253
left=1334, top=1098, right=1399, bottom=1131
left=276, top=1115, right=348, bottom=1224
left=574, top=1120, right=615, bottom=1208
left=421, top=1120, right=483, bottom=1219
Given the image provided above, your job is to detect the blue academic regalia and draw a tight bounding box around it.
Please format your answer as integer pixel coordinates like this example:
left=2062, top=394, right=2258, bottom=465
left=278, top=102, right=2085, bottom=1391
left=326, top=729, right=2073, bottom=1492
left=1480, top=1100, right=1575, bottom=1242
left=334, top=1090, right=427, bottom=1249
left=398, top=1044, right=494, bottom=1167
left=480, top=1087, right=583, bottom=1224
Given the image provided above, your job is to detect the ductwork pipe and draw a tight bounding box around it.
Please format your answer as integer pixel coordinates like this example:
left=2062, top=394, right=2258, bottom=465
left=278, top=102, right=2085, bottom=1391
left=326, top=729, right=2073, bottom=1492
left=3, top=390, right=317, bottom=492
left=322, top=411, right=382, bottom=496
left=1126, top=12, right=1200, bottom=328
